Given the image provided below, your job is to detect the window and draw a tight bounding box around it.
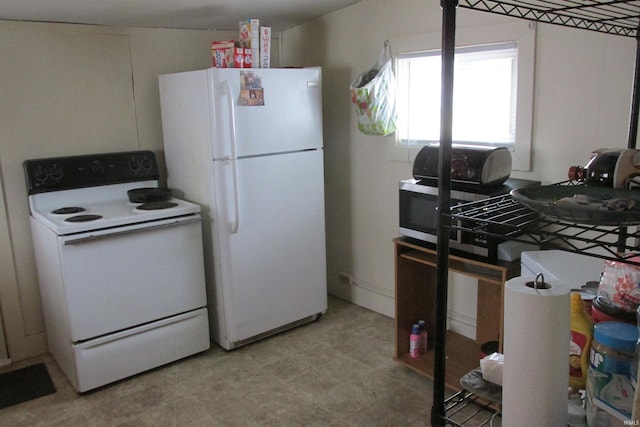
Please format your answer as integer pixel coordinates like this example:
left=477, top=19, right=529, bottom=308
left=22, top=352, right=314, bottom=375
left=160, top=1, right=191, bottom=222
left=397, top=42, right=517, bottom=147
left=389, top=22, right=535, bottom=171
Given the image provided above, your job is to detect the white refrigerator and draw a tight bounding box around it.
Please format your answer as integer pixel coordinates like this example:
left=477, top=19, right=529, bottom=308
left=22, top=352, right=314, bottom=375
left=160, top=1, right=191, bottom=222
left=158, top=67, right=327, bottom=350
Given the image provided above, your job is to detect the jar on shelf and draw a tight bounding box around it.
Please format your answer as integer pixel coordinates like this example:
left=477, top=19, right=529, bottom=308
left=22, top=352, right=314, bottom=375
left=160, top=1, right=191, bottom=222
left=586, top=321, right=638, bottom=425
left=632, top=305, right=640, bottom=389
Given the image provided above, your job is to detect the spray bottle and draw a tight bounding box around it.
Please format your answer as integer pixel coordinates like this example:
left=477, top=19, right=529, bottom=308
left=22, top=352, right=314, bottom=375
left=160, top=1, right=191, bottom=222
left=409, top=324, right=422, bottom=358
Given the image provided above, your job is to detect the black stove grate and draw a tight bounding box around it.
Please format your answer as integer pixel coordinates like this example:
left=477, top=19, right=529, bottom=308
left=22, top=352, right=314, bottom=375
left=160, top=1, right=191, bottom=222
left=136, top=202, right=178, bottom=211
left=64, top=214, right=103, bottom=223
left=51, top=207, right=86, bottom=215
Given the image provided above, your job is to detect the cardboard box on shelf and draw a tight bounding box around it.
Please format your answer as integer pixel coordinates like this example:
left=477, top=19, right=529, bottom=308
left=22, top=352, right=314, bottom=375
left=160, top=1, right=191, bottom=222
left=211, top=40, right=235, bottom=68
left=239, top=18, right=259, bottom=68
left=260, top=26, right=271, bottom=68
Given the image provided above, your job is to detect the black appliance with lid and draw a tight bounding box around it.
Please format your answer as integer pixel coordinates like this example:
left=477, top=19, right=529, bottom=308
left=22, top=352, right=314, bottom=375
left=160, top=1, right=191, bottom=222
left=412, top=144, right=513, bottom=186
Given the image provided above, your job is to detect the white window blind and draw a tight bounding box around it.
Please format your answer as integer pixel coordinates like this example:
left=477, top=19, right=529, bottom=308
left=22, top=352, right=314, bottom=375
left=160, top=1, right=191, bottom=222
left=389, top=22, right=536, bottom=171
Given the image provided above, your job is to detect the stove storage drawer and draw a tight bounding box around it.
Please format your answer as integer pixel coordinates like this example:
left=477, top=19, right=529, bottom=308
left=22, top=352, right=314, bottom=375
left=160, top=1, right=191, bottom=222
left=72, top=308, right=209, bottom=392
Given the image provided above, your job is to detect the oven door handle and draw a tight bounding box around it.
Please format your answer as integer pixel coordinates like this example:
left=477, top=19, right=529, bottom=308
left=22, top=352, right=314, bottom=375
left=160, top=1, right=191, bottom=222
left=63, top=217, right=201, bottom=245
left=221, top=80, right=240, bottom=234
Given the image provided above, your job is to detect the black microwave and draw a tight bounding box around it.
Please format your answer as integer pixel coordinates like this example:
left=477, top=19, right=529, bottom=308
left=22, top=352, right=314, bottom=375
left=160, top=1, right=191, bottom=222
left=399, top=177, right=540, bottom=258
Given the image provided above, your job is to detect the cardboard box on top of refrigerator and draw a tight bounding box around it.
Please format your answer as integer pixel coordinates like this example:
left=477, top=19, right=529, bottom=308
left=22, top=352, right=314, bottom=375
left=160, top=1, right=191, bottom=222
left=212, top=40, right=235, bottom=68
left=232, top=47, right=252, bottom=69
left=239, top=18, right=259, bottom=68
left=260, top=26, right=271, bottom=68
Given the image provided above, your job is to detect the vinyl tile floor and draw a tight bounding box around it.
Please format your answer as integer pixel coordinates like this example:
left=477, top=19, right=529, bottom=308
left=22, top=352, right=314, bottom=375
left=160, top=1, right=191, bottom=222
left=0, top=296, right=499, bottom=426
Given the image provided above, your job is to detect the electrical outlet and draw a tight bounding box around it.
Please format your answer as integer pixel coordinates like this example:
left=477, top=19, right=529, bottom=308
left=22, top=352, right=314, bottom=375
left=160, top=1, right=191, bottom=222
left=338, top=272, right=353, bottom=286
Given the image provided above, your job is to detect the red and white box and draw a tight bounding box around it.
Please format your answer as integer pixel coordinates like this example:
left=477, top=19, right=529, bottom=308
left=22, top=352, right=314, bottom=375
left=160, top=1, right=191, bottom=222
left=211, top=40, right=235, bottom=68
left=260, top=26, right=271, bottom=68
left=233, top=47, right=252, bottom=69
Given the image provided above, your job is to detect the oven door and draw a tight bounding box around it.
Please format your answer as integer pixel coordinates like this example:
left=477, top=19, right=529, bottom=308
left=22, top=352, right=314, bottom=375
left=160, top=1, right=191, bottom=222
left=399, top=182, right=460, bottom=243
left=59, top=215, right=206, bottom=342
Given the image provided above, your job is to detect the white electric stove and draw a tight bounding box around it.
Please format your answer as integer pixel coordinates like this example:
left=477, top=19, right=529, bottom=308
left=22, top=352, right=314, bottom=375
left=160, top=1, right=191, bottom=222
left=25, top=151, right=210, bottom=392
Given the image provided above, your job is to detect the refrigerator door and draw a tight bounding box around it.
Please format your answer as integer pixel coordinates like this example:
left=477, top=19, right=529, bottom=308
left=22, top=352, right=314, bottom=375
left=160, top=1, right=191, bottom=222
left=210, top=68, right=323, bottom=159
left=212, top=149, right=327, bottom=345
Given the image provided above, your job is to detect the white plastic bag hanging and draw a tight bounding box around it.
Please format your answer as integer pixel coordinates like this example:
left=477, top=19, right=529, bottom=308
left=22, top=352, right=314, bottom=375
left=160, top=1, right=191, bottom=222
left=350, top=41, right=397, bottom=136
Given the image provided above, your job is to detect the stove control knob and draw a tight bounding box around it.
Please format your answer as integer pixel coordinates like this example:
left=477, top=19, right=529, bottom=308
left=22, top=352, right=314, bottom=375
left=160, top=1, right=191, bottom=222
left=141, top=157, right=153, bottom=171
left=33, top=166, right=48, bottom=183
left=91, top=161, right=104, bottom=174
left=49, top=165, right=63, bottom=181
left=129, top=159, right=140, bottom=172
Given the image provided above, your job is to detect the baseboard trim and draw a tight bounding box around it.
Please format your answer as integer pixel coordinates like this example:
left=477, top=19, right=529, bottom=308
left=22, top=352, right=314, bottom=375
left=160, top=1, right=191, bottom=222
left=327, top=278, right=479, bottom=339
left=328, top=280, right=394, bottom=318
left=447, top=309, right=477, bottom=340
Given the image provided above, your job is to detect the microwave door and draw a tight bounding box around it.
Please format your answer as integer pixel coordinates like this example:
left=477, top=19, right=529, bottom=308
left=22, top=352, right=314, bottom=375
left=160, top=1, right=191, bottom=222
left=399, top=188, right=459, bottom=242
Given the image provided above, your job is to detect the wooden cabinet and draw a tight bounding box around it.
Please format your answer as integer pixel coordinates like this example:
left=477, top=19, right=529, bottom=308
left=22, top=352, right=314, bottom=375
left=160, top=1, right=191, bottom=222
left=393, top=237, right=520, bottom=390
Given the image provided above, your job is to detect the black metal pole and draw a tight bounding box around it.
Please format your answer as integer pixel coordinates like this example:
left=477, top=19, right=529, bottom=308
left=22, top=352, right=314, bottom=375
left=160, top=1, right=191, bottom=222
left=620, top=25, right=640, bottom=253
left=431, top=0, right=457, bottom=425
left=627, top=24, right=640, bottom=149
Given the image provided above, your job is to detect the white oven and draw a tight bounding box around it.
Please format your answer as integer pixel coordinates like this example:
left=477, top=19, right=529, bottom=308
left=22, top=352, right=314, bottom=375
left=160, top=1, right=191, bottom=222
left=25, top=151, right=210, bottom=392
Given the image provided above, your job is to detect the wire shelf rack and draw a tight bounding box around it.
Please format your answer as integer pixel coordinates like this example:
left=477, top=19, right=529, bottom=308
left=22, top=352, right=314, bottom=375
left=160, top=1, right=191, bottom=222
left=444, top=390, right=502, bottom=426
left=448, top=183, right=640, bottom=266
left=458, top=0, right=640, bottom=38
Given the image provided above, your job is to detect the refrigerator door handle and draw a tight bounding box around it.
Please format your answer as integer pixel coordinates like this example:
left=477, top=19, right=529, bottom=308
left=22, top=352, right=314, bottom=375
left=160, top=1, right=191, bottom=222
left=221, top=80, right=240, bottom=234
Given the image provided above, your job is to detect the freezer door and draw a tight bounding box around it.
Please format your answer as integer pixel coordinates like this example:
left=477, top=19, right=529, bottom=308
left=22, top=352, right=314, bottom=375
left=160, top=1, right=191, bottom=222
left=213, top=149, right=327, bottom=344
left=210, top=68, right=323, bottom=159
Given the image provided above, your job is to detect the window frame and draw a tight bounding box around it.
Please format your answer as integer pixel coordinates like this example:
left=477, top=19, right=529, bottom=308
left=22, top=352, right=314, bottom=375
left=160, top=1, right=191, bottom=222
left=387, top=21, right=536, bottom=171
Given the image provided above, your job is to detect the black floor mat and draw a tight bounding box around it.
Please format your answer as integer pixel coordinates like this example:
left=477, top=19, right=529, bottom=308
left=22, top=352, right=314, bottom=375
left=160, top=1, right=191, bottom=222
left=0, top=363, right=56, bottom=409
